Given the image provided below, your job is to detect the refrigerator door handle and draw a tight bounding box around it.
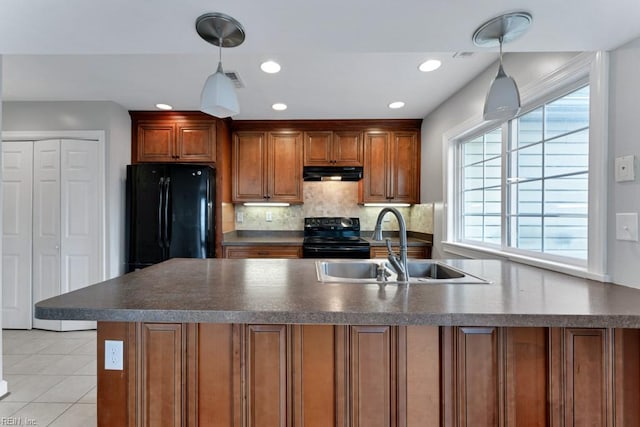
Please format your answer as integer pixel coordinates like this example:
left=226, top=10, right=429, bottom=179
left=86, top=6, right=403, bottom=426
left=163, top=177, right=171, bottom=248
left=157, top=177, right=165, bottom=248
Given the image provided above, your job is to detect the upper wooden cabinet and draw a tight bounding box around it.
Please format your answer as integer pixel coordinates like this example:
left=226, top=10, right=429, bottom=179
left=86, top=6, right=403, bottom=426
left=360, top=130, right=420, bottom=204
left=232, top=131, right=303, bottom=203
left=303, top=130, right=363, bottom=166
left=131, top=112, right=217, bottom=163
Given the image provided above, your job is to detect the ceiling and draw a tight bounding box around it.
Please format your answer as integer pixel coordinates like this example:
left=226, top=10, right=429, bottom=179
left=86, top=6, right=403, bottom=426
left=1, top=0, right=639, bottom=120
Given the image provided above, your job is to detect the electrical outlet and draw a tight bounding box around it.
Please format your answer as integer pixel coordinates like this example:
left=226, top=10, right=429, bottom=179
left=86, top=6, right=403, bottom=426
left=615, top=155, right=635, bottom=182
left=105, top=340, right=123, bottom=370
left=266, top=211, right=273, bottom=222
left=236, top=211, right=244, bottom=223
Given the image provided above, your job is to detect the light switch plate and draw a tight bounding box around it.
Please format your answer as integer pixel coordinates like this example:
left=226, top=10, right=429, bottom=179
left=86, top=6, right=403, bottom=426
left=615, top=155, right=635, bottom=182
left=236, top=212, right=243, bottom=223
left=616, top=212, right=639, bottom=241
left=266, top=211, right=272, bottom=222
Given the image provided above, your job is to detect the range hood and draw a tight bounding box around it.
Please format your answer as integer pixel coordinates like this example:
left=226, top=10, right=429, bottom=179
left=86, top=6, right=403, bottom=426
left=303, top=166, right=363, bottom=181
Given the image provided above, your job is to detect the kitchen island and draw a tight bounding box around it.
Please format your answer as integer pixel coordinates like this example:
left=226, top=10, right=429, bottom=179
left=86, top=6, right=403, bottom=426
left=35, top=258, right=640, bottom=426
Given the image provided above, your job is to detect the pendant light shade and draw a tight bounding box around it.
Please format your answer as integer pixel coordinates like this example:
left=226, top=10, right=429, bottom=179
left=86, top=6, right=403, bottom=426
left=483, top=60, right=521, bottom=121
left=201, top=62, right=239, bottom=118
left=196, top=13, right=245, bottom=118
left=473, top=11, right=532, bottom=121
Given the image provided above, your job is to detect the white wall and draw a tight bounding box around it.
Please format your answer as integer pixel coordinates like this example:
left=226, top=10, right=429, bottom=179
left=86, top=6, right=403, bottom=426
left=420, top=52, right=580, bottom=259
left=2, top=101, right=131, bottom=278
left=607, top=37, right=640, bottom=288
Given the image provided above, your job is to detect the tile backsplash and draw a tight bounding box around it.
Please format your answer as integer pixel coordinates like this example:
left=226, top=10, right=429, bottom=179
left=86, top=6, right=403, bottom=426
left=234, top=182, right=433, bottom=233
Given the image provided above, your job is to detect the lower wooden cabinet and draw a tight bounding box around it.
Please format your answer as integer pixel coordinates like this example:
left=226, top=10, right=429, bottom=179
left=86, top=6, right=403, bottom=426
left=98, top=323, right=640, bottom=427
left=223, top=245, right=302, bottom=258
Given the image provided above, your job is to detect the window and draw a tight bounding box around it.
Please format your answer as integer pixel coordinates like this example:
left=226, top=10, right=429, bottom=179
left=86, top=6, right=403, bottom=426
left=455, top=85, right=590, bottom=265
left=445, top=53, right=608, bottom=279
left=460, top=128, right=502, bottom=245
left=508, top=86, right=589, bottom=259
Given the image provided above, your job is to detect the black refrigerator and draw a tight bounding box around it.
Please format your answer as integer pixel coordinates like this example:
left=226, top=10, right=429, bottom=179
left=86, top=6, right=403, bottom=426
left=125, top=163, right=215, bottom=272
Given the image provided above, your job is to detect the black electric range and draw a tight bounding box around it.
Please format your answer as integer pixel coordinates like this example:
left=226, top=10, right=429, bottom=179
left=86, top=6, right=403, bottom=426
left=302, top=217, right=370, bottom=259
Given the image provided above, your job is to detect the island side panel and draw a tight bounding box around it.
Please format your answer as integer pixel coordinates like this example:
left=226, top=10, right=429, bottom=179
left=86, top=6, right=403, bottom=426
left=614, top=329, right=640, bottom=427
left=292, top=325, right=346, bottom=427
left=97, top=322, right=640, bottom=426
left=504, top=327, right=548, bottom=426
left=196, top=323, right=240, bottom=427
left=97, top=321, right=136, bottom=427
left=400, top=326, right=440, bottom=427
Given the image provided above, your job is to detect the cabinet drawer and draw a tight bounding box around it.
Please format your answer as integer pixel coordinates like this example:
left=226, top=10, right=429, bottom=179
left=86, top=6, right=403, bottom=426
left=370, top=246, right=430, bottom=259
left=224, top=245, right=302, bottom=259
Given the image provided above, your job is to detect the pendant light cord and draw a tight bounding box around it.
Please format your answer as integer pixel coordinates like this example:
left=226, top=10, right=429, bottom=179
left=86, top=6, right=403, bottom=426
left=498, top=35, right=504, bottom=65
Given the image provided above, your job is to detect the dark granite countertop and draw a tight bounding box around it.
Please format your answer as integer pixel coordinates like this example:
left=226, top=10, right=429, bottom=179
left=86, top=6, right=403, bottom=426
left=35, top=258, right=640, bottom=328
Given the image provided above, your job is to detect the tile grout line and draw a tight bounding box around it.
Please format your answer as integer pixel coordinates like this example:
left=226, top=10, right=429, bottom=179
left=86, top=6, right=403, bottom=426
left=1, top=329, right=97, bottom=426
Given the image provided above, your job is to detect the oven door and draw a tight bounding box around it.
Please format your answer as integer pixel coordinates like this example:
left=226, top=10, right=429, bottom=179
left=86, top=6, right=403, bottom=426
left=302, top=245, right=370, bottom=259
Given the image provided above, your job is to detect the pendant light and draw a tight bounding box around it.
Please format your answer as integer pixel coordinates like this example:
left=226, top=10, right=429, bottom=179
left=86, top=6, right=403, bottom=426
left=196, top=13, right=245, bottom=118
left=473, top=11, right=532, bottom=121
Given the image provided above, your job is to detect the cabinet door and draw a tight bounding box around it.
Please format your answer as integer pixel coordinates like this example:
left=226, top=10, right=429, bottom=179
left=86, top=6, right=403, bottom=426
left=223, top=245, right=302, bottom=259
left=176, top=122, right=216, bottom=162
left=137, top=121, right=175, bottom=162
left=361, top=131, right=391, bottom=202
left=268, top=132, right=303, bottom=203
left=551, top=328, right=612, bottom=426
left=303, top=131, right=333, bottom=166
left=390, top=131, right=419, bottom=203
left=350, top=325, right=395, bottom=427
left=140, top=323, right=185, bottom=427
left=333, top=131, right=363, bottom=166
left=233, top=132, right=268, bottom=202
left=245, top=325, right=289, bottom=427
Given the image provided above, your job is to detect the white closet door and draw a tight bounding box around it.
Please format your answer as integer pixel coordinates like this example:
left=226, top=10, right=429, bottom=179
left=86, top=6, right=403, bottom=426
left=59, top=139, right=99, bottom=330
left=2, top=141, right=33, bottom=329
left=32, top=140, right=62, bottom=330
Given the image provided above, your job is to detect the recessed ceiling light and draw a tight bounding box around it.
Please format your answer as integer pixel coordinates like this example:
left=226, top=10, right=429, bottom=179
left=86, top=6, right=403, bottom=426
left=155, top=103, right=173, bottom=110
left=418, top=59, right=442, bottom=72
left=261, top=61, right=281, bottom=74
left=388, top=101, right=405, bottom=109
left=272, top=103, right=287, bottom=111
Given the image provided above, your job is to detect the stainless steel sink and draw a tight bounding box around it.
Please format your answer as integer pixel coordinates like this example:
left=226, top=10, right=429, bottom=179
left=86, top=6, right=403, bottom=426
left=315, top=260, right=490, bottom=284
left=320, top=261, right=381, bottom=280
left=386, top=260, right=489, bottom=284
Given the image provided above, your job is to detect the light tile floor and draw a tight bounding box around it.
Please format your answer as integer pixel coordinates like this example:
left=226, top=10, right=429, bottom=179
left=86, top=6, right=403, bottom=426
left=1, top=329, right=97, bottom=426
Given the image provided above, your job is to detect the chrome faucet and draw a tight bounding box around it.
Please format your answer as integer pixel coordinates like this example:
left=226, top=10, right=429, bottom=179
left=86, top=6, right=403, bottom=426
left=372, top=207, right=409, bottom=282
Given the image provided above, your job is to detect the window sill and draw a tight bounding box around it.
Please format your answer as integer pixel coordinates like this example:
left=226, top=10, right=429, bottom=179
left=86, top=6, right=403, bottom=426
left=442, top=241, right=610, bottom=282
